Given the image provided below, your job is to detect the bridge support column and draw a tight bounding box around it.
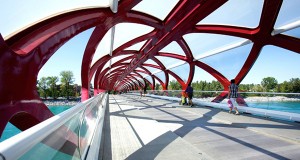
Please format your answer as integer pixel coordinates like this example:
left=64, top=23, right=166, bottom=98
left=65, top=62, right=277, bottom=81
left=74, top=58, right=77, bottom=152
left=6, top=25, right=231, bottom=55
left=0, top=35, right=53, bottom=137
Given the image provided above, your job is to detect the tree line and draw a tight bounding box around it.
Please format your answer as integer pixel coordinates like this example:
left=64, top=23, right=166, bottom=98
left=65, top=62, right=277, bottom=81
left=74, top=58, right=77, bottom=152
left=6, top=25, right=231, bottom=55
left=157, top=77, right=300, bottom=97
left=37, top=71, right=81, bottom=100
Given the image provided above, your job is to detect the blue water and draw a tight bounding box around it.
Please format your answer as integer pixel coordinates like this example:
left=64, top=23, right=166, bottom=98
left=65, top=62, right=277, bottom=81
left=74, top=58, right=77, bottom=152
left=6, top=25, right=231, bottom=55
left=247, top=101, right=300, bottom=114
left=0, top=105, right=71, bottom=142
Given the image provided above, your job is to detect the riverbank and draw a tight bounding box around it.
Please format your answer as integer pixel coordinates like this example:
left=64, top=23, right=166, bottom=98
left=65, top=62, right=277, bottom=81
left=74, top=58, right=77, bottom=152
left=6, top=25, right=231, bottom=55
left=43, top=99, right=80, bottom=106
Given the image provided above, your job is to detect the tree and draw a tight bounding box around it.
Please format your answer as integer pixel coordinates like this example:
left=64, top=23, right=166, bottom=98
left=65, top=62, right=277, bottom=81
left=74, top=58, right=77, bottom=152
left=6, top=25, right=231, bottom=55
left=168, top=80, right=181, bottom=90
left=155, top=84, right=162, bottom=90
left=261, top=77, right=278, bottom=92
left=289, top=78, right=300, bottom=93
left=47, top=76, right=59, bottom=99
left=38, top=77, right=48, bottom=99
left=60, top=71, right=74, bottom=100
left=74, top=84, right=81, bottom=97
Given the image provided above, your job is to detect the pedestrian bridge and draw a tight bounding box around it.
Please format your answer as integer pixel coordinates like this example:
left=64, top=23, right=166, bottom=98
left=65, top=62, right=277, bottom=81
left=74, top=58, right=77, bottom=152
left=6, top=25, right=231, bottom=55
left=1, top=93, right=300, bottom=160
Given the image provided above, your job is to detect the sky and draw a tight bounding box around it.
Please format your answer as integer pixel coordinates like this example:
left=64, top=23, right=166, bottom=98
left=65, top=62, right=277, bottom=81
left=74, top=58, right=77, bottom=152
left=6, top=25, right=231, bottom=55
left=0, top=0, right=300, bottom=86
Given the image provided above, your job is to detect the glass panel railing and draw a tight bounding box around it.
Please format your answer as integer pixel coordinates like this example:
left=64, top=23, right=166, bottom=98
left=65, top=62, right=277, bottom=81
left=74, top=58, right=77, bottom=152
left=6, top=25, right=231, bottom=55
left=127, top=90, right=300, bottom=122
left=0, top=93, right=108, bottom=160
left=239, top=92, right=300, bottom=114
left=128, top=90, right=300, bottom=114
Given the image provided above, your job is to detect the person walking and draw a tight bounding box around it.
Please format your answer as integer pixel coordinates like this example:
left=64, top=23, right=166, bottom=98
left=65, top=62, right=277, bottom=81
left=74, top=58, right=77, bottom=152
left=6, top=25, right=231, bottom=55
left=228, top=79, right=240, bottom=115
left=143, top=83, right=147, bottom=97
left=185, top=84, right=193, bottom=107
left=139, top=87, right=142, bottom=98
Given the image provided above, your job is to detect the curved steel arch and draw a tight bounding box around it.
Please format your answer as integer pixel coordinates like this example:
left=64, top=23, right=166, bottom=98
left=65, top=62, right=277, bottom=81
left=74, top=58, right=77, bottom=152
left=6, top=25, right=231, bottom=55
left=0, top=8, right=110, bottom=136
left=1, top=0, right=300, bottom=136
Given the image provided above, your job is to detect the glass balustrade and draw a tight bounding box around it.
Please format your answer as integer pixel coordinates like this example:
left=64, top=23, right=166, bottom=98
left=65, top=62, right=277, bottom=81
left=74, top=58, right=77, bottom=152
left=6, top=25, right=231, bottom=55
left=128, top=90, right=300, bottom=114
left=0, top=93, right=108, bottom=160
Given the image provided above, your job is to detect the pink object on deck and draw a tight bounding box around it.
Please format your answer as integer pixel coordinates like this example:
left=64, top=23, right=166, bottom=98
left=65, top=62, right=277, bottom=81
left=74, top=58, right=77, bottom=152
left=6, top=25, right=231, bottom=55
left=227, top=99, right=233, bottom=108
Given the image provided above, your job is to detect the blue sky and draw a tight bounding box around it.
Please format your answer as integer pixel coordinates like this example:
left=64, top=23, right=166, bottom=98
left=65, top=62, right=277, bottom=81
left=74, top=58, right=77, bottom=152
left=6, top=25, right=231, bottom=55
left=1, top=0, right=300, bottom=86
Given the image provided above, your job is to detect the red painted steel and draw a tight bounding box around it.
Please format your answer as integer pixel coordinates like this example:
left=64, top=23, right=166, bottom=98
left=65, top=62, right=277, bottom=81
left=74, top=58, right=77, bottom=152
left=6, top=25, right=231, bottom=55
left=1, top=0, right=300, bottom=136
left=0, top=8, right=110, bottom=136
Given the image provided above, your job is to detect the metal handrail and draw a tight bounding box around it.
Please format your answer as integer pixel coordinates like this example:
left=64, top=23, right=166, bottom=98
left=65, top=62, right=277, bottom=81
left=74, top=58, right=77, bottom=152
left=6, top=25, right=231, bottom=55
left=131, top=90, right=300, bottom=95
left=0, top=93, right=106, bottom=160
left=79, top=93, right=106, bottom=159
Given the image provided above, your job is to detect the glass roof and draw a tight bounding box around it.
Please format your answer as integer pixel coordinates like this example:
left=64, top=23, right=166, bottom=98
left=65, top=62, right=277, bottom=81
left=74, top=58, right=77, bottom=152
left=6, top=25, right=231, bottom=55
left=101, top=54, right=133, bottom=72
left=91, top=28, right=113, bottom=66
left=198, top=0, right=264, bottom=28
left=0, top=0, right=109, bottom=39
left=193, top=66, right=218, bottom=83
left=124, top=40, right=147, bottom=51
left=154, top=71, right=166, bottom=84
left=1, top=0, right=300, bottom=93
left=159, top=41, right=186, bottom=56
left=184, top=33, right=248, bottom=58
left=132, top=0, right=179, bottom=20
left=242, top=45, right=300, bottom=84
left=113, top=23, right=153, bottom=50
left=155, top=56, right=185, bottom=69
left=144, top=76, right=153, bottom=85
left=274, top=0, right=300, bottom=28
left=201, top=43, right=253, bottom=81
left=169, top=63, right=190, bottom=83
left=283, top=27, right=300, bottom=39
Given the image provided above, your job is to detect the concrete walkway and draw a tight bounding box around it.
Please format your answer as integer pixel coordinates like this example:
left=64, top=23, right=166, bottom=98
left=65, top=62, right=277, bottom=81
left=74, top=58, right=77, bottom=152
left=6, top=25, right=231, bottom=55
left=100, top=94, right=300, bottom=160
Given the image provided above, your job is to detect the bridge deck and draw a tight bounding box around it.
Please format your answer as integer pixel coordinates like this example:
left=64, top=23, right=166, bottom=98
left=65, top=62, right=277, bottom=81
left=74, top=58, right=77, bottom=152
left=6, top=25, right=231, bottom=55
left=100, top=94, right=300, bottom=160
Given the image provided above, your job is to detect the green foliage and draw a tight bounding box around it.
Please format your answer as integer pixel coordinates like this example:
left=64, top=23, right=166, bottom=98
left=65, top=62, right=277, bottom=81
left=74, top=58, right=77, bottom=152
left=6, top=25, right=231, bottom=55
left=60, top=71, right=74, bottom=100
left=276, top=78, right=300, bottom=93
left=261, top=77, right=278, bottom=91
left=38, top=77, right=48, bottom=99
left=168, top=80, right=181, bottom=90
left=47, top=76, right=59, bottom=99
left=156, top=76, right=300, bottom=98
left=191, top=80, right=223, bottom=98
left=239, top=77, right=300, bottom=96
left=37, top=71, right=80, bottom=99
left=142, top=81, right=152, bottom=90
left=155, top=84, right=162, bottom=90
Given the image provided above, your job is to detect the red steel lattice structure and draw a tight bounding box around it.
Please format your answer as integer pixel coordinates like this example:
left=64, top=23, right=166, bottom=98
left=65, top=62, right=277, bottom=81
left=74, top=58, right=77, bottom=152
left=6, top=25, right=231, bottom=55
left=1, top=0, right=300, bottom=136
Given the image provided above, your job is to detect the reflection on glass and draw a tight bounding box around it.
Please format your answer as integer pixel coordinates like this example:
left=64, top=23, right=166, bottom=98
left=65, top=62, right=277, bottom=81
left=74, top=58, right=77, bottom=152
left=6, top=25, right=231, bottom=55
left=18, top=95, right=105, bottom=160
left=198, top=0, right=263, bottom=28
left=19, top=112, right=82, bottom=160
